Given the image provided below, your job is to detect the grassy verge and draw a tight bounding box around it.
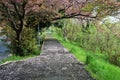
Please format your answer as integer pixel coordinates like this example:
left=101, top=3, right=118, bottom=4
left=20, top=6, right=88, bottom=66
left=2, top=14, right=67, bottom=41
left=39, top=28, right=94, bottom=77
left=56, top=36, right=86, bottom=62
left=0, top=49, right=40, bottom=64
left=87, top=56, right=120, bottom=80
left=54, top=33, right=120, bottom=80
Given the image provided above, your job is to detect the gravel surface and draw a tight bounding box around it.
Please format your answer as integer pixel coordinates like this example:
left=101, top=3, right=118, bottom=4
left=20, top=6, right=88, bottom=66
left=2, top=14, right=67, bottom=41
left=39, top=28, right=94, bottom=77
left=0, top=37, right=95, bottom=80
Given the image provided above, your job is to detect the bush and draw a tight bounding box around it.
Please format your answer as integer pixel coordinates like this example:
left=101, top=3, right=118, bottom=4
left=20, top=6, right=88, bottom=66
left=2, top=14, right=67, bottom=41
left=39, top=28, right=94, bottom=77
left=54, top=32, right=120, bottom=80
left=54, top=19, right=120, bottom=67
left=3, top=27, right=40, bottom=56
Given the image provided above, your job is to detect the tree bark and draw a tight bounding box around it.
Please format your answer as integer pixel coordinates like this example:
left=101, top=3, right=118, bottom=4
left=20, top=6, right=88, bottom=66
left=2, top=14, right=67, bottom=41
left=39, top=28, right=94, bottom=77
left=15, top=28, right=24, bottom=56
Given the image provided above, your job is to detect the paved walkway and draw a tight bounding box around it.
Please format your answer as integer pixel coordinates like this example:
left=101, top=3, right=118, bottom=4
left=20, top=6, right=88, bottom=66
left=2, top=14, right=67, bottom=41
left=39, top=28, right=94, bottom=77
left=0, top=36, right=94, bottom=80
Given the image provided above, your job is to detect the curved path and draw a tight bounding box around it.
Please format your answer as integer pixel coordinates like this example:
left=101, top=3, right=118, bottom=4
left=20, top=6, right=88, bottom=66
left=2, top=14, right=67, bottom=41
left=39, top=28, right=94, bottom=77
left=0, top=36, right=94, bottom=80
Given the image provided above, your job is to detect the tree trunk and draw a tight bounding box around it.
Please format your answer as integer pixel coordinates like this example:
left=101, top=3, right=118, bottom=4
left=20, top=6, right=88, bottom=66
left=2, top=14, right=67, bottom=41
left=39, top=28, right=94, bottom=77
left=15, top=18, right=24, bottom=56
left=15, top=29, right=24, bottom=56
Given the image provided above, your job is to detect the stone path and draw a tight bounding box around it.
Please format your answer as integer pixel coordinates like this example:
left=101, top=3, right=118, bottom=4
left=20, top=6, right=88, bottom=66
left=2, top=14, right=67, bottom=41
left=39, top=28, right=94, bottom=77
left=0, top=36, right=94, bottom=80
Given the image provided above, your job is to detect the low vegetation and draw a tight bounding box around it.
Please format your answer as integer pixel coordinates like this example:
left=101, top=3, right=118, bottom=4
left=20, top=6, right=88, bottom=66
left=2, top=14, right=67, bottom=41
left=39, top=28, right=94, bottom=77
left=52, top=19, right=120, bottom=80
left=0, top=53, right=40, bottom=64
left=54, top=33, right=120, bottom=80
left=0, top=27, right=46, bottom=64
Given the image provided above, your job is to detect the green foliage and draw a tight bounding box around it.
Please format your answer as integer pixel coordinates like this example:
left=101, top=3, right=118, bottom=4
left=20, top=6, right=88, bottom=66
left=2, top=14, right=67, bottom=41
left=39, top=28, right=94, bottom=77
left=82, top=3, right=96, bottom=12
left=62, top=19, right=82, bottom=41
left=0, top=53, right=40, bottom=64
left=87, top=55, right=120, bottom=80
left=53, top=20, right=65, bottom=28
left=40, top=28, right=48, bottom=42
left=81, top=2, right=107, bottom=12
left=54, top=32, right=120, bottom=80
left=3, top=27, right=40, bottom=56
left=55, top=19, right=120, bottom=67
left=53, top=27, right=63, bottom=38
left=54, top=33, right=86, bottom=62
left=20, top=28, right=39, bottom=55
left=53, top=18, right=120, bottom=80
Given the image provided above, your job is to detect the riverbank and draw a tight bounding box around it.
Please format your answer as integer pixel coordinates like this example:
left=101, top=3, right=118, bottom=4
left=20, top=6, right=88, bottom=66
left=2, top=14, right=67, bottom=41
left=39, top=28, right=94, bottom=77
left=0, top=36, right=9, bottom=61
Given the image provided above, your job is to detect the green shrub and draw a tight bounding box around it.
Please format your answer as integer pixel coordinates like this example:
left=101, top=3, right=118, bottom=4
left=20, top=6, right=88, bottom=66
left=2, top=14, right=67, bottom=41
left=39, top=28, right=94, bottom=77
left=87, top=57, right=120, bottom=80
left=3, top=27, right=40, bottom=56
left=54, top=33, right=120, bottom=80
left=57, top=19, right=120, bottom=67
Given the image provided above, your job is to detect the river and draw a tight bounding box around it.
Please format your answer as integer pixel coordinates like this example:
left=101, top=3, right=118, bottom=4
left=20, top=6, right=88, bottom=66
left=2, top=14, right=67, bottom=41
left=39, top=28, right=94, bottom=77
left=0, top=36, right=9, bottom=61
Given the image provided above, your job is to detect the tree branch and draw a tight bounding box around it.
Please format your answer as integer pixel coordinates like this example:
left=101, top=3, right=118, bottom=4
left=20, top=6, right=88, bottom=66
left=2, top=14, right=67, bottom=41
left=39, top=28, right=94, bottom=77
left=10, top=0, right=22, bottom=19
left=2, top=3, right=17, bottom=31
left=52, top=12, right=96, bottom=21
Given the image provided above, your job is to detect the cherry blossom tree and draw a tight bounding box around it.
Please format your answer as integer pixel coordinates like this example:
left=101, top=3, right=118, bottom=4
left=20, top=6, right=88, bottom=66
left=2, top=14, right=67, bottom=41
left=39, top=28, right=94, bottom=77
left=0, top=0, right=119, bottom=56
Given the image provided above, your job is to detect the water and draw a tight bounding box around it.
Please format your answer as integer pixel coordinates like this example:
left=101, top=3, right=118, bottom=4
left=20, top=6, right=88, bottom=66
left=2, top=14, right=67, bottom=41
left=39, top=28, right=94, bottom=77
left=0, top=36, right=9, bottom=60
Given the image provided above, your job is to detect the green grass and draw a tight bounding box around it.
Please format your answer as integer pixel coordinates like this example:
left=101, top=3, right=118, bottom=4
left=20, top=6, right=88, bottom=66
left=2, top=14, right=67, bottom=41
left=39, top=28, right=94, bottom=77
left=87, top=57, right=120, bottom=80
left=54, top=33, right=120, bottom=80
left=61, top=40, right=86, bottom=62
left=0, top=50, right=40, bottom=64
left=54, top=33, right=88, bottom=62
